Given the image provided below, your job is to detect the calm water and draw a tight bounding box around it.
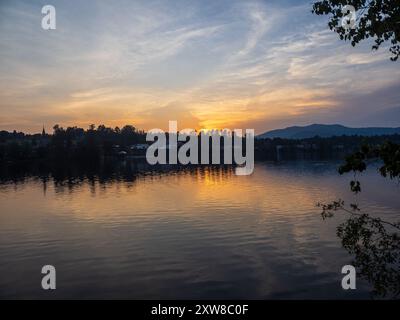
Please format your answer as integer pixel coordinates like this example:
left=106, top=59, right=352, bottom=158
left=0, top=161, right=399, bottom=299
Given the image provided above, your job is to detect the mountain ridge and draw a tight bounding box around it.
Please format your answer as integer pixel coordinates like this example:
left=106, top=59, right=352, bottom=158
left=257, top=124, right=400, bottom=139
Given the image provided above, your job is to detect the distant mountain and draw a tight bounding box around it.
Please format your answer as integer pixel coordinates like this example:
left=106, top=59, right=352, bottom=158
left=257, top=124, right=400, bottom=139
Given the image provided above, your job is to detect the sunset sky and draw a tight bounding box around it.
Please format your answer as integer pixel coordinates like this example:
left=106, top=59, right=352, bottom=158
left=1, top=0, right=399, bottom=134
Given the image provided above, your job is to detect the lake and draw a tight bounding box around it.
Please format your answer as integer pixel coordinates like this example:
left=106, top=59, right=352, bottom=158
left=0, top=161, right=399, bottom=299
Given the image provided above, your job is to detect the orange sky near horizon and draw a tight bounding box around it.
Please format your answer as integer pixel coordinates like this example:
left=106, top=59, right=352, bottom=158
left=1, top=0, right=399, bottom=135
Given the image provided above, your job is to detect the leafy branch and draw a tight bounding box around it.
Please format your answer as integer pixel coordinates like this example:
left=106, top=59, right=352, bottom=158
left=317, top=141, right=400, bottom=297
left=312, top=0, right=400, bottom=61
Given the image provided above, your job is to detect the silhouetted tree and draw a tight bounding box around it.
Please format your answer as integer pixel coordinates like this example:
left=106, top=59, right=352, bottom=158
left=312, top=0, right=400, bottom=60
left=318, top=141, right=400, bottom=297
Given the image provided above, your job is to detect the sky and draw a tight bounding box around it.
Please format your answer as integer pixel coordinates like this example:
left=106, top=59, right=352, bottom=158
left=0, top=0, right=399, bottom=134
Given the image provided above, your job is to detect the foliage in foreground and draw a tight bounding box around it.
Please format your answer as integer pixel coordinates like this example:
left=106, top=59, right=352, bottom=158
left=318, top=141, right=400, bottom=297
left=312, top=0, right=400, bottom=61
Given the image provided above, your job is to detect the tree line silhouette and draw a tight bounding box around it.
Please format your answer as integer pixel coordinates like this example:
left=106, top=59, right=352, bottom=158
left=2, top=124, right=400, bottom=164
left=0, top=124, right=146, bottom=164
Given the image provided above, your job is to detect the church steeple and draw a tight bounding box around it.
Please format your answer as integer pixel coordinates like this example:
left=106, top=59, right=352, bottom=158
left=42, top=125, right=46, bottom=136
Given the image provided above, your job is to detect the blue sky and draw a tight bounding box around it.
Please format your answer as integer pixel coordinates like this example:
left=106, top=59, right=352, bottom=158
left=0, top=0, right=399, bottom=133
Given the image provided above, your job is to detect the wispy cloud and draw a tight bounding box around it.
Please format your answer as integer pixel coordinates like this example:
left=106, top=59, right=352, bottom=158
left=0, top=0, right=399, bottom=133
